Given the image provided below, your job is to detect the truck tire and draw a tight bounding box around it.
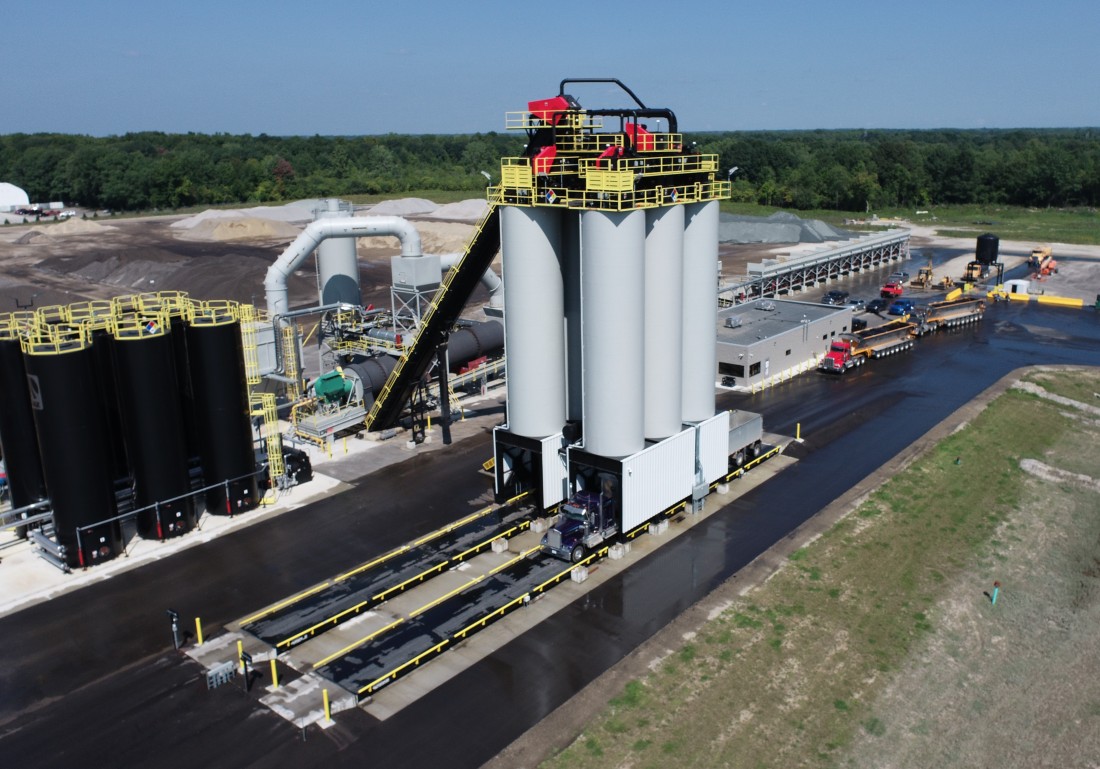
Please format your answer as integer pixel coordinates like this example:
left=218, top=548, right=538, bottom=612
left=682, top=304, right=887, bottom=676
left=748, top=441, right=761, bottom=460
left=570, top=544, right=586, bottom=563
left=732, top=450, right=745, bottom=468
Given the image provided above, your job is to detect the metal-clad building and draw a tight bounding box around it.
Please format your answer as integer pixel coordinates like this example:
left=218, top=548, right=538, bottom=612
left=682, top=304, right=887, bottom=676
left=716, top=298, right=853, bottom=390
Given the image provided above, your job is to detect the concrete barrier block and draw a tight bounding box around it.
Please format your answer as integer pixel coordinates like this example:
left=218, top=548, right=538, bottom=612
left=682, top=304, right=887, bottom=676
left=570, top=565, right=589, bottom=583
left=649, top=520, right=670, bottom=536
left=608, top=543, right=625, bottom=560
left=490, top=537, right=509, bottom=554
left=531, top=518, right=549, bottom=534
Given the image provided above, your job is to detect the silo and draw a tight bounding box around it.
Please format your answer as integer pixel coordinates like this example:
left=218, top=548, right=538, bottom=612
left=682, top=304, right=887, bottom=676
left=70, top=301, right=129, bottom=484
left=0, top=313, right=47, bottom=518
left=681, top=201, right=719, bottom=423
left=145, top=294, right=203, bottom=468
left=111, top=314, right=196, bottom=538
left=315, top=199, right=362, bottom=306
left=22, top=324, right=122, bottom=567
left=975, top=233, right=999, bottom=265
left=185, top=302, right=258, bottom=514
left=581, top=209, right=645, bottom=458
left=562, top=214, right=584, bottom=424
left=500, top=206, right=566, bottom=438
left=644, top=204, right=685, bottom=440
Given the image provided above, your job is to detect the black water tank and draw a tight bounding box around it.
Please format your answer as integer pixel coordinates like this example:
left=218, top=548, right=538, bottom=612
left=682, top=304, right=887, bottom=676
left=0, top=314, right=48, bottom=518
left=23, top=326, right=123, bottom=567
left=976, top=233, right=999, bottom=265
left=185, top=305, right=258, bottom=515
left=112, top=317, right=197, bottom=538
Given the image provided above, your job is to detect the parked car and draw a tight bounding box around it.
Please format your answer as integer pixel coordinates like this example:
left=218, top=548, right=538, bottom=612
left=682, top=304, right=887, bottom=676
left=866, top=298, right=888, bottom=314
left=851, top=317, right=868, bottom=332
left=888, top=298, right=916, bottom=316
left=821, top=289, right=849, bottom=305
left=888, top=271, right=911, bottom=284
left=846, top=298, right=866, bottom=312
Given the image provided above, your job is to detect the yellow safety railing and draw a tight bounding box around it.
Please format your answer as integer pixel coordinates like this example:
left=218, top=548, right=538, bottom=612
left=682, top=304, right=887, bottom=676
left=312, top=619, right=406, bottom=669
left=239, top=304, right=262, bottom=385
left=20, top=321, right=89, bottom=355
left=359, top=640, right=450, bottom=696
left=281, top=324, right=302, bottom=401
left=250, top=392, right=283, bottom=483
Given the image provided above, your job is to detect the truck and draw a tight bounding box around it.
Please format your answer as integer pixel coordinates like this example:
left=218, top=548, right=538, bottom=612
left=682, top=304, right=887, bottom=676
left=880, top=281, right=904, bottom=299
left=540, top=490, right=619, bottom=562
left=1027, top=246, right=1057, bottom=277
left=911, top=297, right=986, bottom=336
left=961, top=260, right=989, bottom=284
left=818, top=318, right=915, bottom=373
left=540, top=410, right=766, bottom=562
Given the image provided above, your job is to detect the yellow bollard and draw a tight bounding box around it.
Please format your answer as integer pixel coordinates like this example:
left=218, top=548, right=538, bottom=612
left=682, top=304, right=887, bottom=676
left=343, top=437, right=348, bottom=454
left=796, top=422, right=801, bottom=441
left=194, top=617, right=204, bottom=646
left=323, top=688, right=331, bottom=722
left=270, top=658, right=279, bottom=689
left=427, top=413, right=432, bottom=431
left=237, top=640, right=245, bottom=673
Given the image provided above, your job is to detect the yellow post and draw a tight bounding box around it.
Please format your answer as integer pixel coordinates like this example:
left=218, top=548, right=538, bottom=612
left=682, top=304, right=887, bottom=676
left=323, top=688, right=331, bottom=722
left=343, top=437, right=348, bottom=454
left=237, top=640, right=245, bottom=673
left=269, top=658, right=279, bottom=689
left=796, top=422, right=801, bottom=441
left=427, top=413, right=432, bottom=431
left=194, top=617, right=204, bottom=646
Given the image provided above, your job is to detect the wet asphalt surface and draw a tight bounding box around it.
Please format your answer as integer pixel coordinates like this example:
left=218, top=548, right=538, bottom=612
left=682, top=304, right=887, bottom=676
left=0, top=298, right=1097, bottom=769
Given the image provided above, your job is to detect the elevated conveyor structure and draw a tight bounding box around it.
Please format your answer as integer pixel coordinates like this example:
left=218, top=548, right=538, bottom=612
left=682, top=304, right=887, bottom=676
left=363, top=204, right=502, bottom=430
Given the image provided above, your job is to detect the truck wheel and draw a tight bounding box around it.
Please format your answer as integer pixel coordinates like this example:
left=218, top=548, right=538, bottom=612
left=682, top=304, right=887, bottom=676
left=732, top=450, right=745, bottom=468
left=570, top=544, right=586, bottom=563
left=748, top=441, right=761, bottom=459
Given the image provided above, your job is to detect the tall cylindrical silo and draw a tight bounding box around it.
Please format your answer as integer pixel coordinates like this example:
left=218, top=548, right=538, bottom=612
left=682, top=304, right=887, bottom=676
left=315, top=199, right=362, bottom=306
left=72, top=305, right=130, bottom=486
left=682, top=201, right=719, bottom=423
left=644, top=204, right=685, bottom=440
left=112, top=315, right=197, bottom=538
left=185, top=303, right=258, bottom=515
left=562, top=214, right=584, bottom=425
left=23, top=325, right=123, bottom=568
left=500, top=206, right=566, bottom=438
left=0, top=313, right=48, bottom=517
left=581, top=209, right=646, bottom=458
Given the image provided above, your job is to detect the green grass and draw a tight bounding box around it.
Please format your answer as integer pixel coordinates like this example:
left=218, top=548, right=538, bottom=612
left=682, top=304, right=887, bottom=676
left=719, top=200, right=1100, bottom=246
left=542, top=372, right=1100, bottom=769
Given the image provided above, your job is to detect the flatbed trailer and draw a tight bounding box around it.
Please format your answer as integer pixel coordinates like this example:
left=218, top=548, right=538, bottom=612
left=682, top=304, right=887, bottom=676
left=819, top=318, right=915, bottom=373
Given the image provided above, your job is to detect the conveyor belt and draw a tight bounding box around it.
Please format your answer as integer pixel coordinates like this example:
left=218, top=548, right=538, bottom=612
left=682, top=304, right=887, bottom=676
left=240, top=502, right=530, bottom=649
left=365, top=204, right=501, bottom=430
left=314, top=548, right=587, bottom=700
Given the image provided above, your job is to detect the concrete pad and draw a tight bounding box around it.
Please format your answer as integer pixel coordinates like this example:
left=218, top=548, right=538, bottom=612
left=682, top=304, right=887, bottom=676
left=259, top=671, right=356, bottom=729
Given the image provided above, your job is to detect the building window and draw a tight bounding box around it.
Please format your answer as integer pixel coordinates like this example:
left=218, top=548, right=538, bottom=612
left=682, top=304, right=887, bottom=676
left=785, top=349, right=791, bottom=356
left=719, top=362, right=745, bottom=377
left=749, top=362, right=761, bottom=376
left=822, top=334, right=828, bottom=340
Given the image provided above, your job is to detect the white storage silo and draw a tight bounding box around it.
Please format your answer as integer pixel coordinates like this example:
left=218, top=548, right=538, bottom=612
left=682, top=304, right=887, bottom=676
left=562, top=214, right=583, bottom=424
left=682, top=200, right=719, bottom=422
left=644, top=204, right=685, bottom=440
left=500, top=206, right=567, bottom=438
left=581, top=209, right=645, bottom=458
left=315, top=199, right=362, bottom=306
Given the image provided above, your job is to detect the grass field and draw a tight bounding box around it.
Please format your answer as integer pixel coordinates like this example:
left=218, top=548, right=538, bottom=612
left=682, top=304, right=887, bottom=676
left=542, top=368, right=1100, bottom=769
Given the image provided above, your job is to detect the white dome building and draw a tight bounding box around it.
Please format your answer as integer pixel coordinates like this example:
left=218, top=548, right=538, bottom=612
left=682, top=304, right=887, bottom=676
left=0, top=182, right=30, bottom=213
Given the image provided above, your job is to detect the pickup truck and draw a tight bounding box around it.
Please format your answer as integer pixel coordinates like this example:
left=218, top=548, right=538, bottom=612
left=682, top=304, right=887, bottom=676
left=880, top=281, right=904, bottom=299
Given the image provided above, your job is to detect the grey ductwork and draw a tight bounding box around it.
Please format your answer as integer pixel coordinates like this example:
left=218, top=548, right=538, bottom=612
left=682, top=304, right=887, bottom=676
left=439, top=253, right=504, bottom=310
left=265, top=216, right=423, bottom=318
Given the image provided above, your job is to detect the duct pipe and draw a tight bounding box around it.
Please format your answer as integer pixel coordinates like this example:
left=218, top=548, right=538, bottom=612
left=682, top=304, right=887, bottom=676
left=264, top=217, right=423, bottom=318
left=439, top=253, right=504, bottom=309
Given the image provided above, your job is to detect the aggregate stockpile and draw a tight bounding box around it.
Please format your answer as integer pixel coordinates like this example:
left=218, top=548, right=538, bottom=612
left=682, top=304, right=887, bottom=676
left=912, top=296, right=986, bottom=336
left=818, top=318, right=916, bottom=373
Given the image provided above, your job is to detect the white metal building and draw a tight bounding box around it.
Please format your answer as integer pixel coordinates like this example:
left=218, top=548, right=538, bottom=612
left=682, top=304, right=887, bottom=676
left=0, top=182, right=30, bottom=213
left=716, top=298, right=854, bottom=390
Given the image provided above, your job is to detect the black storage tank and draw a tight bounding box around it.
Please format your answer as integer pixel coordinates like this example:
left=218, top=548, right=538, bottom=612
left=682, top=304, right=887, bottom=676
left=185, top=302, right=258, bottom=515
left=976, top=233, right=999, bottom=265
left=70, top=301, right=130, bottom=485
left=111, top=314, right=197, bottom=538
left=0, top=313, right=48, bottom=522
left=23, top=324, right=123, bottom=567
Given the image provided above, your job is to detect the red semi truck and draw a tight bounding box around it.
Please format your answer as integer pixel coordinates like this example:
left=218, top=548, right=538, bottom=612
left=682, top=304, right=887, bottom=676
left=818, top=318, right=916, bottom=373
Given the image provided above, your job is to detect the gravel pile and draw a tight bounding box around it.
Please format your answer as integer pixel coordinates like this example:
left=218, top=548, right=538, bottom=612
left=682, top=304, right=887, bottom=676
left=719, top=211, right=854, bottom=244
left=423, top=199, right=489, bottom=222
left=367, top=198, right=439, bottom=216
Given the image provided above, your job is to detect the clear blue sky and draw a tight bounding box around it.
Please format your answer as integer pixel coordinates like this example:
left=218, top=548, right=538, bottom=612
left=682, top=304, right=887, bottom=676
left=3, top=0, right=1097, bottom=136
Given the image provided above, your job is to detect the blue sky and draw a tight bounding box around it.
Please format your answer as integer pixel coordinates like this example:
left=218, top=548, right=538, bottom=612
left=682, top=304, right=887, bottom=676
left=3, top=0, right=1097, bottom=136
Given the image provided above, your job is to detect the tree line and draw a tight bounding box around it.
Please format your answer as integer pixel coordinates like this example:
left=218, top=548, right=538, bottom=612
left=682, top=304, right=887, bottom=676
left=1, top=128, right=1097, bottom=213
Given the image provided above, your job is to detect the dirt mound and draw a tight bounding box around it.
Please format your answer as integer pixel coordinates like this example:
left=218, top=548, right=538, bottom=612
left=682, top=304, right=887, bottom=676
left=367, top=198, right=438, bottom=216
left=422, top=199, right=489, bottom=222
left=21, top=218, right=118, bottom=240
left=174, top=216, right=302, bottom=243
left=358, top=219, right=475, bottom=256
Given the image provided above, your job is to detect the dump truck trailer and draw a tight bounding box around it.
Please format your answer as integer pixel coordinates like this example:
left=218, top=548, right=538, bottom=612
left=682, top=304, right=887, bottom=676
left=912, top=297, right=986, bottom=336
left=818, top=318, right=915, bottom=373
